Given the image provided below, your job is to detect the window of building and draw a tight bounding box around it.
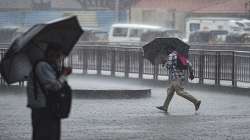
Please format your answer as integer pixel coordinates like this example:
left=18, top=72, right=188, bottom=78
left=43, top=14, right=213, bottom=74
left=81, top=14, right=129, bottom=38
left=190, top=23, right=200, bottom=32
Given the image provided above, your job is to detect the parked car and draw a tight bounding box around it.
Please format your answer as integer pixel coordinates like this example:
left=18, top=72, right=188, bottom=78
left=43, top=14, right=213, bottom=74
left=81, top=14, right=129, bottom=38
left=108, top=23, right=165, bottom=44
left=140, top=29, right=184, bottom=43
left=188, top=30, right=228, bottom=44
left=225, top=33, right=250, bottom=43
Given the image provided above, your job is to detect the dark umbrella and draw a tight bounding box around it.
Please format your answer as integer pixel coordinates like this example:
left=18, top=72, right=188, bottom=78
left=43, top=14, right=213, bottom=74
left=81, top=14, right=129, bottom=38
left=143, top=37, right=190, bottom=65
left=0, top=16, right=84, bottom=84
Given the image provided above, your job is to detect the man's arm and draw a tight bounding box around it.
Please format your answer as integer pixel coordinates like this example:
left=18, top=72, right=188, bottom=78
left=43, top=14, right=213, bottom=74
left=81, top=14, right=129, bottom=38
left=35, top=62, right=64, bottom=92
left=187, top=60, right=193, bottom=73
left=187, top=60, right=194, bottom=80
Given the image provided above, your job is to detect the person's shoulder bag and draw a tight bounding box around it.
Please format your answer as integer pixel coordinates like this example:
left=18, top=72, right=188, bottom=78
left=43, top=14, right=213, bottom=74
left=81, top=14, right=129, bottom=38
left=33, top=60, right=72, bottom=119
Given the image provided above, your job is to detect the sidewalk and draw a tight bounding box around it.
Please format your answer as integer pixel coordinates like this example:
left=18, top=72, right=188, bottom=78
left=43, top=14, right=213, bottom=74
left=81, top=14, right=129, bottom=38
left=67, top=74, right=152, bottom=90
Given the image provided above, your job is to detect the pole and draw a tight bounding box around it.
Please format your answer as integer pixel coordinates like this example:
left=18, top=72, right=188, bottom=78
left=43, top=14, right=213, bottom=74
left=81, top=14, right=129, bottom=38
left=115, top=0, right=120, bottom=22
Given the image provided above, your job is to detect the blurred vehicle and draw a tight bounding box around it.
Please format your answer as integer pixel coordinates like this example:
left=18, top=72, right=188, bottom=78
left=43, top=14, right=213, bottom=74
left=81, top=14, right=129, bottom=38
left=226, top=33, right=250, bottom=43
left=78, top=28, right=108, bottom=42
left=108, top=23, right=165, bottom=44
left=0, top=26, right=19, bottom=43
left=186, top=17, right=246, bottom=39
left=234, top=19, right=250, bottom=32
left=188, top=30, right=228, bottom=44
left=140, top=29, right=184, bottom=43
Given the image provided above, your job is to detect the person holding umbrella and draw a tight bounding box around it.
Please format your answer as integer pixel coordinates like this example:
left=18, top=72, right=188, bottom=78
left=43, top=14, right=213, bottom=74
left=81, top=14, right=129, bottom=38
left=143, top=38, right=201, bottom=113
left=0, top=16, right=83, bottom=140
left=156, top=50, right=201, bottom=112
left=27, top=43, right=72, bottom=140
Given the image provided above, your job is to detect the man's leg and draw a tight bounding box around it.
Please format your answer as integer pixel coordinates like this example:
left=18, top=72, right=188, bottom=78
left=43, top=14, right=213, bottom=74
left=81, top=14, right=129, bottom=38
left=32, top=109, right=51, bottom=140
left=175, top=80, right=201, bottom=110
left=32, top=108, right=61, bottom=140
left=162, top=82, right=175, bottom=111
left=49, top=118, right=61, bottom=140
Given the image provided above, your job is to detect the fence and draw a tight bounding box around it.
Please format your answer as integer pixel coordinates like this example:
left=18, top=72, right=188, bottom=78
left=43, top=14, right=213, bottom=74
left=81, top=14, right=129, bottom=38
left=1, top=43, right=250, bottom=87
left=68, top=45, right=250, bottom=87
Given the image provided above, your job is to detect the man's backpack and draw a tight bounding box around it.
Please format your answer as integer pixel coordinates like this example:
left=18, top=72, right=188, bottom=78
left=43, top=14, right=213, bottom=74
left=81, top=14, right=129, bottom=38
left=33, top=61, right=72, bottom=119
left=176, top=53, right=189, bottom=70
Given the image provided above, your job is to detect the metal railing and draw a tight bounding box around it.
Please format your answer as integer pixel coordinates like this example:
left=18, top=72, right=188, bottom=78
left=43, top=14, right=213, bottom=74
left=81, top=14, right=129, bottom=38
left=1, top=43, right=250, bottom=87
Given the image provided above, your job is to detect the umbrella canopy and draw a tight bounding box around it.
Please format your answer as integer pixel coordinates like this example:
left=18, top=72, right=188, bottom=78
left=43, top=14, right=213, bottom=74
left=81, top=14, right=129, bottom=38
left=0, top=16, right=84, bottom=84
left=143, top=37, right=190, bottom=65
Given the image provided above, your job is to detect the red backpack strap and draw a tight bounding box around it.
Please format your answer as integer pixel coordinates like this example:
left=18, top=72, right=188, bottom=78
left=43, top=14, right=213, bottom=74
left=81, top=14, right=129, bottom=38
left=177, top=53, right=188, bottom=65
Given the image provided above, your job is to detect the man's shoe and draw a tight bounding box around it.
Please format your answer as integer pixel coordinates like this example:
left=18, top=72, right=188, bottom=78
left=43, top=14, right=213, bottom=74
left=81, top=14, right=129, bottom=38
left=156, top=106, right=168, bottom=112
left=195, top=100, right=201, bottom=111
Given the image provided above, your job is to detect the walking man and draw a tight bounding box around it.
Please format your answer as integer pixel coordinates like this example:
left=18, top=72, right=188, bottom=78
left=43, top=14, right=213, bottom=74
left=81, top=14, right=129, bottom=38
left=157, top=50, right=201, bottom=112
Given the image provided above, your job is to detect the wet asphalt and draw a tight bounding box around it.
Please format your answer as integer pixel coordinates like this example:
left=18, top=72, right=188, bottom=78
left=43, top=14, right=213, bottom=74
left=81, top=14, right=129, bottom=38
left=0, top=74, right=250, bottom=140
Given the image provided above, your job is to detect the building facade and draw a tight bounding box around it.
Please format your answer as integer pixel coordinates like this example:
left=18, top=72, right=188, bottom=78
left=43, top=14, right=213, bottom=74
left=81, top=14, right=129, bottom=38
left=130, top=0, right=249, bottom=34
left=0, top=0, right=138, bottom=32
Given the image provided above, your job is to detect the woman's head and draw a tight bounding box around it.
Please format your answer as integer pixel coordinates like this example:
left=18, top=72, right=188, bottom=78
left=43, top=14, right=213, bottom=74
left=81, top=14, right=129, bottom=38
left=45, top=42, right=64, bottom=64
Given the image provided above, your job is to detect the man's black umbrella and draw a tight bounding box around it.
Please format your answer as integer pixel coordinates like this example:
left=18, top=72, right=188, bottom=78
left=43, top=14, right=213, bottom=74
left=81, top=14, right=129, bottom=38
left=0, top=16, right=84, bottom=84
left=143, top=37, right=190, bottom=65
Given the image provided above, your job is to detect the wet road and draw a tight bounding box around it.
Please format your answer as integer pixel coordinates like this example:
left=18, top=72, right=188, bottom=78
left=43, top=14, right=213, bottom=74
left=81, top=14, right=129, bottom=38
left=1, top=75, right=250, bottom=140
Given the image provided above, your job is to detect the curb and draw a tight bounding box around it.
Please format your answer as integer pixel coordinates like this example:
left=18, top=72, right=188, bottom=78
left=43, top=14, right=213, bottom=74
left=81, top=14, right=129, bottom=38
left=0, top=86, right=152, bottom=99
left=72, top=89, right=151, bottom=99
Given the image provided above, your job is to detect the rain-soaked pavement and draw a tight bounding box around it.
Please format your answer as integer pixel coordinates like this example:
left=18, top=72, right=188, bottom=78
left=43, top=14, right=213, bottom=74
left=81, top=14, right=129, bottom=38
left=1, top=74, right=250, bottom=140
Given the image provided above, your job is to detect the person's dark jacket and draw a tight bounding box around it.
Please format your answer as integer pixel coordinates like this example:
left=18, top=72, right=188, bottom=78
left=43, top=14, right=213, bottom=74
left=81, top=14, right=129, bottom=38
left=26, top=61, right=65, bottom=108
